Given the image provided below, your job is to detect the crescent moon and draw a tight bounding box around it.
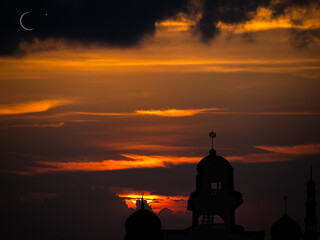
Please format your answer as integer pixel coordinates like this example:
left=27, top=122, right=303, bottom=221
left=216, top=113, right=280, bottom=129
left=20, top=12, right=34, bottom=31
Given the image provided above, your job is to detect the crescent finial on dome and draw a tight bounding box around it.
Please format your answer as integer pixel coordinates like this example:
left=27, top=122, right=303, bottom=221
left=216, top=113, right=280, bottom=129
left=209, top=131, right=216, bottom=150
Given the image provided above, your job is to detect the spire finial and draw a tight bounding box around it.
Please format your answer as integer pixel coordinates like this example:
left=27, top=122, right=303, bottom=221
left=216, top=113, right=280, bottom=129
left=140, top=194, right=144, bottom=210
left=283, top=196, right=288, bottom=214
left=209, top=131, right=216, bottom=149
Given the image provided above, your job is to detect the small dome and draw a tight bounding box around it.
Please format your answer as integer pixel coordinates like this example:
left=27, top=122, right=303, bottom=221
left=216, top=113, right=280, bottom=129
left=125, top=208, right=161, bottom=232
left=270, top=214, right=301, bottom=240
left=125, top=199, right=162, bottom=240
left=197, top=148, right=232, bottom=174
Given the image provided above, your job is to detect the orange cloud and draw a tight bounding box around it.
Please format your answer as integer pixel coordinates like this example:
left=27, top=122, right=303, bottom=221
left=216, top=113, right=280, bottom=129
left=0, top=100, right=71, bottom=115
left=12, top=143, right=319, bottom=175
left=255, top=143, right=320, bottom=155
left=220, top=7, right=320, bottom=33
left=156, top=7, right=320, bottom=34
left=14, top=154, right=200, bottom=175
left=226, top=153, right=291, bottom=163
left=135, top=108, right=220, bottom=117
left=74, top=110, right=320, bottom=118
left=226, top=143, right=320, bottom=163
left=74, top=111, right=134, bottom=116
left=121, top=154, right=200, bottom=166
left=10, top=122, right=64, bottom=128
left=1, top=35, right=320, bottom=81
left=74, top=107, right=221, bottom=117
left=21, top=151, right=293, bottom=175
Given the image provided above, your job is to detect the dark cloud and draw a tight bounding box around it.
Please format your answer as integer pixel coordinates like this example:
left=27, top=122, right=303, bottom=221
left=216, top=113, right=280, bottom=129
left=0, top=182, right=188, bottom=239
left=290, top=27, right=320, bottom=48
left=1, top=0, right=319, bottom=55
left=0, top=186, right=132, bottom=240
left=270, top=0, right=320, bottom=18
left=1, top=0, right=190, bottom=56
left=158, top=208, right=191, bottom=229
left=195, top=0, right=271, bottom=42
left=194, top=0, right=320, bottom=43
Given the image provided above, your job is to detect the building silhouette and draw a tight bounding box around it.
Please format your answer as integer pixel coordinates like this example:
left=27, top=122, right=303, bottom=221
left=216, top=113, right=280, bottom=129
left=303, top=166, right=319, bottom=240
left=270, top=209, right=301, bottom=240
left=187, top=146, right=243, bottom=231
left=124, top=132, right=319, bottom=240
left=270, top=166, right=319, bottom=240
left=124, top=132, right=264, bottom=240
left=125, top=196, right=162, bottom=240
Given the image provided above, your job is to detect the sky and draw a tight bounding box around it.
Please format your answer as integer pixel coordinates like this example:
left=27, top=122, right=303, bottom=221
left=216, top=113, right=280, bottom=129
left=1, top=0, right=320, bottom=239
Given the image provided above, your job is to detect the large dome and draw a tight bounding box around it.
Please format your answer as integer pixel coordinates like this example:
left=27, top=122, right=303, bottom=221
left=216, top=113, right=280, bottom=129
left=270, top=214, right=301, bottom=240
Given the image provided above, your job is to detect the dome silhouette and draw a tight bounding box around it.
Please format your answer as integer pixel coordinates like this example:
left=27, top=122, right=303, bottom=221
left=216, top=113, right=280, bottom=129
left=125, top=208, right=161, bottom=232
left=197, top=148, right=232, bottom=175
left=125, top=198, right=162, bottom=240
left=270, top=214, right=301, bottom=240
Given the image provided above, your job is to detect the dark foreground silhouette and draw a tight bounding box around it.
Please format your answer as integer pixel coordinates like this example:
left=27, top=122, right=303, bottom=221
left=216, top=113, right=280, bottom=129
left=124, top=132, right=319, bottom=240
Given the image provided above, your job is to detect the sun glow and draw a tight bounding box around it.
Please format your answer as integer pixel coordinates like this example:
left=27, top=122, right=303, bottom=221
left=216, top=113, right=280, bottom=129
left=118, top=193, right=189, bottom=213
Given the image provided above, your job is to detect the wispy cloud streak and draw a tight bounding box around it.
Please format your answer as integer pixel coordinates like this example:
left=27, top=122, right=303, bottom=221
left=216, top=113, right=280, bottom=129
left=8, top=143, right=320, bottom=175
left=228, top=143, right=320, bottom=163
left=255, top=143, right=320, bottom=155
left=0, top=100, right=71, bottom=115
left=8, top=122, right=64, bottom=128
left=69, top=109, right=320, bottom=119
left=74, top=107, right=222, bottom=117
left=12, top=154, right=200, bottom=175
left=135, top=108, right=220, bottom=117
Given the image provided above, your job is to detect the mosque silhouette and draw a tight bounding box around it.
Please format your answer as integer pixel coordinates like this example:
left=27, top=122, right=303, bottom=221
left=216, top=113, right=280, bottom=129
left=124, top=132, right=319, bottom=240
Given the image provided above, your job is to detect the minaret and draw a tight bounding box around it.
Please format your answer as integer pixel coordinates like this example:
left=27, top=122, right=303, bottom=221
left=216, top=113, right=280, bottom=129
left=187, top=131, right=243, bottom=231
left=304, top=166, right=318, bottom=240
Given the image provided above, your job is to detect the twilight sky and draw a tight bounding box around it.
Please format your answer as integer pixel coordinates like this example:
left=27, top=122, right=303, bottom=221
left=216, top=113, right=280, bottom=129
left=1, top=1, right=320, bottom=240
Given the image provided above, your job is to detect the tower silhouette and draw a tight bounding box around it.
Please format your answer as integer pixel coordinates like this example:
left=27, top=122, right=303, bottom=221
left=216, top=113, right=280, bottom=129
left=187, top=131, right=243, bottom=231
left=304, top=166, right=318, bottom=240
